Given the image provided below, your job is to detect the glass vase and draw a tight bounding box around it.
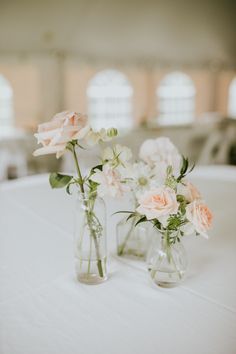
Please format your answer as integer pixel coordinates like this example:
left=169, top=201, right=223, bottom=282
left=116, top=215, right=151, bottom=260
left=74, top=193, right=107, bottom=284
left=147, top=231, right=188, bottom=287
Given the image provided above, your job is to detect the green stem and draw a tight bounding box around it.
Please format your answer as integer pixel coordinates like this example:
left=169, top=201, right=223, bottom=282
left=164, top=231, right=171, bottom=263
left=72, top=145, right=104, bottom=278
left=118, top=217, right=136, bottom=256
left=87, top=232, right=92, bottom=274
left=72, top=144, right=85, bottom=193
left=163, top=232, right=182, bottom=280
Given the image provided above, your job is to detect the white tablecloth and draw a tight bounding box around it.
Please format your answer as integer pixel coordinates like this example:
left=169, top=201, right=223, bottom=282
left=0, top=166, right=236, bottom=354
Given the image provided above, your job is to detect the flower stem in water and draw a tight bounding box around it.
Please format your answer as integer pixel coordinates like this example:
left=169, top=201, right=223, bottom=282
left=72, top=145, right=104, bottom=278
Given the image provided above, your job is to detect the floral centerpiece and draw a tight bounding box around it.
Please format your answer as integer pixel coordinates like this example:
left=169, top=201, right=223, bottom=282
left=33, top=111, right=127, bottom=284
left=115, top=137, right=183, bottom=259
left=117, top=137, right=213, bottom=287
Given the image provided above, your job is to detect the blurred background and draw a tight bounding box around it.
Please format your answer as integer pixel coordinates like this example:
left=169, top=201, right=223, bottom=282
left=0, top=0, right=236, bottom=179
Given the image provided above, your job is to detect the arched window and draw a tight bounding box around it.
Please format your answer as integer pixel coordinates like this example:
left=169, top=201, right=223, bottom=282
left=0, top=75, right=14, bottom=131
left=87, top=69, right=133, bottom=130
left=157, top=71, right=196, bottom=125
left=228, top=77, right=236, bottom=118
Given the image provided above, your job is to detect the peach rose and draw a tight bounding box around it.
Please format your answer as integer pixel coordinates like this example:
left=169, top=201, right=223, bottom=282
left=186, top=200, right=213, bottom=238
left=136, top=186, right=179, bottom=225
left=33, top=111, right=90, bottom=158
left=178, top=180, right=201, bottom=202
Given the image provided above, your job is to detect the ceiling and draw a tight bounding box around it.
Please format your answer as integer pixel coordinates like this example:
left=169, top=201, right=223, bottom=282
left=0, top=0, right=236, bottom=67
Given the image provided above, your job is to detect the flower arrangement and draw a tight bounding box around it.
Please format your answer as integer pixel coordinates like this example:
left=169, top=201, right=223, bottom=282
left=122, top=137, right=212, bottom=240
left=116, top=137, right=213, bottom=285
left=33, top=112, right=213, bottom=287
left=33, top=111, right=129, bottom=283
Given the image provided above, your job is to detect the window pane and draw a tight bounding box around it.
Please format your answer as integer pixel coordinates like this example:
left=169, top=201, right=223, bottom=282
left=157, top=71, right=196, bottom=125
left=228, top=78, right=236, bottom=118
left=0, top=75, right=14, bottom=131
left=87, top=69, right=133, bottom=130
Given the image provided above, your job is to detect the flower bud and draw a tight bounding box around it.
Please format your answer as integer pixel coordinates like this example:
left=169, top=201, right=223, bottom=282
left=107, top=128, right=118, bottom=138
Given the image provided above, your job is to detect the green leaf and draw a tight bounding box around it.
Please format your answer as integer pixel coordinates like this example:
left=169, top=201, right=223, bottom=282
left=188, top=162, right=195, bottom=174
left=91, top=164, right=103, bottom=173
left=135, top=216, right=147, bottom=227
left=152, top=219, right=162, bottom=230
left=180, top=156, right=188, bottom=176
left=66, top=182, right=74, bottom=195
left=112, top=211, right=133, bottom=217
left=76, top=143, right=86, bottom=150
left=49, top=173, right=73, bottom=189
left=177, top=194, right=186, bottom=203
left=126, top=213, right=137, bottom=222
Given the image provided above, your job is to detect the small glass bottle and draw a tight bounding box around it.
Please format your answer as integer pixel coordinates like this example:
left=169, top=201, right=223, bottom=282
left=116, top=215, right=151, bottom=259
left=74, top=193, right=107, bottom=284
left=147, top=230, right=188, bottom=287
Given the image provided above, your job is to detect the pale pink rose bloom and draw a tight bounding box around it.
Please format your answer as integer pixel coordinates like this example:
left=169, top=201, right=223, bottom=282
left=139, top=137, right=181, bottom=175
left=136, top=186, right=179, bottom=225
left=178, top=180, right=201, bottom=202
left=90, top=164, right=129, bottom=198
left=186, top=200, right=213, bottom=238
left=33, top=111, right=90, bottom=158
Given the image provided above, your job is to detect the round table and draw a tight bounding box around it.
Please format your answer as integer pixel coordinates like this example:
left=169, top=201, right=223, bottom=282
left=0, top=166, right=236, bottom=354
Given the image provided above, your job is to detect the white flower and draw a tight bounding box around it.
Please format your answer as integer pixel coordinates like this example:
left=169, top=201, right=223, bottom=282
left=84, top=128, right=109, bottom=146
left=90, top=164, right=129, bottom=198
left=139, top=137, right=181, bottom=175
left=152, top=161, right=170, bottom=186
left=123, top=161, right=154, bottom=197
left=103, top=144, right=132, bottom=168
left=83, top=127, right=118, bottom=147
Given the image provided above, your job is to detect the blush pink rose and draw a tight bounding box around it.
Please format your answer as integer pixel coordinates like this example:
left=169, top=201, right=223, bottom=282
left=178, top=180, right=201, bottom=202
left=136, top=186, right=179, bottom=225
left=33, top=111, right=90, bottom=158
left=186, top=200, right=213, bottom=238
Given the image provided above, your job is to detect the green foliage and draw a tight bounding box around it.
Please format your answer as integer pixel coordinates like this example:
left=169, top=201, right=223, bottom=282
left=151, top=219, right=162, bottom=232
left=165, top=165, right=177, bottom=190
left=107, top=127, right=118, bottom=138
left=167, top=215, right=183, bottom=231
left=49, top=173, right=73, bottom=189
left=177, top=194, right=187, bottom=214
left=66, top=181, right=74, bottom=195
left=113, top=211, right=135, bottom=216
left=177, top=156, right=195, bottom=182
left=135, top=216, right=147, bottom=226
left=91, top=164, right=103, bottom=173
left=126, top=213, right=137, bottom=222
left=113, top=211, right=147, bottom=227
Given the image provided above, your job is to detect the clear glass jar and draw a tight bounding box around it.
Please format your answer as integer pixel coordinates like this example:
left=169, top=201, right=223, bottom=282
left=147, top=231, right=188, bottom=287
left=74, top=193, right=107, bottom=284
left=116, top=216, right=151, bottom=260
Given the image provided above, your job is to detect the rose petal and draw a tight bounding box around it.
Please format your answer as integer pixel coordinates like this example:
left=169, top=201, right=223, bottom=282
left=33, top=144, right=66, bottom=157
